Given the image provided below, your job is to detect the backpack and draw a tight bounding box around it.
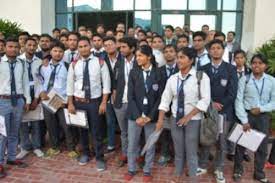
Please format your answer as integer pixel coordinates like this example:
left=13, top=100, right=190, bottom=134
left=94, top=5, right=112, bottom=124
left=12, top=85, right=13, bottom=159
left=38, top=61, right=69, bottom=80
left=197, top=71, right=219, bottom=146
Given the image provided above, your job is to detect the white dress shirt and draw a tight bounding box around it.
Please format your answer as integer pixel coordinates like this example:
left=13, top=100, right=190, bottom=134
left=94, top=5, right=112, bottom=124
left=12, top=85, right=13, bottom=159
left=0, top=55, right=31, bottom=104
left=158, top=68, right=211, bottom=120
left=122, top=56, right=135, bottom=103
left=195, top=49, right=210, bottom=68
left=63, top=49, right=79, bottom=64
left=153, top=49, right=166, bottom=67
left=67, top=53, right=111, bottom=99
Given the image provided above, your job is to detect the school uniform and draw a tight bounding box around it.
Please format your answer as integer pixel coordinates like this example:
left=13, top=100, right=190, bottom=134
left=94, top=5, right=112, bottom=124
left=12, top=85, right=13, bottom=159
left=67, top=53, right=111, bottom=161
left=158, top=63, right=178, bottom=159
left=234, top=73, right=275, bottom=180
left=195, top=49, right=211, bottom=70
left=63, top=49, right=79, bottom=64
left=18, top=53, right=43, bottom=152
left=91, top=47, right=106, bottom=61
left=39, top=60, right=75, bottom=151
left=0, top=55, right=31, bottom=165
left=164, top=37, right=177, bottom=46
left=159, top=68, right=210, bottom=176
left=113, top=56, right=138, bottom=157
left=199, top=61, right=238, bottom=172
left=127, top=64, right=163, bottom=174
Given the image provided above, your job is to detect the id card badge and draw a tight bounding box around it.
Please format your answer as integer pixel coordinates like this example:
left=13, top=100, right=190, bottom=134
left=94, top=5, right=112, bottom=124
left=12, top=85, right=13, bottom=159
left=143, top=97, right=148, bottom=105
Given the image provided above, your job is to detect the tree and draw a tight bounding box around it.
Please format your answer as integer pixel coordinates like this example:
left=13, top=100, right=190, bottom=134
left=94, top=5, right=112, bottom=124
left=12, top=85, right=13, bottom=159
left=0, top=19, right=23, bottom=38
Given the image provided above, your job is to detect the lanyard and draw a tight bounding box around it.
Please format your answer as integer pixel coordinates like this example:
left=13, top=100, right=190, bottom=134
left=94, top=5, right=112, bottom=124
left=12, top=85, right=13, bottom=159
left=253, top=78, right=265, bottom=98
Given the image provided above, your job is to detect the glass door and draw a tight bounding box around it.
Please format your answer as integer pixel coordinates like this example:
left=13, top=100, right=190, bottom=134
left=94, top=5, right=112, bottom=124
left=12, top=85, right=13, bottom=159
left=189, top=14, right=217, bottom=32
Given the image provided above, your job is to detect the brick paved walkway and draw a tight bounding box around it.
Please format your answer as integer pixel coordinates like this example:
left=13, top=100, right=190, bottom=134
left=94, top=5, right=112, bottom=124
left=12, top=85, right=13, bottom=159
left=1, top=149, right=275, bottom=183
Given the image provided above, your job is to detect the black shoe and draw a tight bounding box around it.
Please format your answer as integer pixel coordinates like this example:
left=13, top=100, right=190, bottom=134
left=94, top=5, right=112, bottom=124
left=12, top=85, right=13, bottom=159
left=254, top=175, right=272, bottom=183
left=243, top=154, right=251, bottom=162
left=233, top=172, right=242, bottom=182
left=227, top=154, right=234, bottom=161
left=7, top=159, right=28, bottom=168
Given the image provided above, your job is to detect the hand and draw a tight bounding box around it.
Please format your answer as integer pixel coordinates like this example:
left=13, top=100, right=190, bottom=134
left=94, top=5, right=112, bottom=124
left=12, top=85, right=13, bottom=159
left=24, top=104, right=30, bottom=112
left=136, top=117, right=146, bottom=126
left=68, top=103, right=76, bottom=114
left=250, top=108, right=261, bottom=115
left=111, top=93, right=116, bottom=104
left=243, top=123, right=251, bottom=132
left=155, top=121, right=163, bottom=132
left=176, top=115, right=191, bottom=126
left=144, top=116, right=151, bottom=124
left=212, top=102, right=223, bottom=111
left=99, top=102, right=107, bottom=114
left=40, top=92, right=49, bottom=100
left=30, top=99, right=39, bottom=110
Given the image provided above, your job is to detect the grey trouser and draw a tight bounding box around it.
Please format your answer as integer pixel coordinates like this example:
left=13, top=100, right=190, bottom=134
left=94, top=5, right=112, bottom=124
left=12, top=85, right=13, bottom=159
left=114, top=104, right=128, bottom=156
left=171, top=118, right=200, bottom=176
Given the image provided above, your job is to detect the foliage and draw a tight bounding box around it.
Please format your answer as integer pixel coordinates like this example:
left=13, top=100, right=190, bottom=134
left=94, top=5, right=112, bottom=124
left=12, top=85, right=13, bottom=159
left=0, top=19, right=23, bottom=38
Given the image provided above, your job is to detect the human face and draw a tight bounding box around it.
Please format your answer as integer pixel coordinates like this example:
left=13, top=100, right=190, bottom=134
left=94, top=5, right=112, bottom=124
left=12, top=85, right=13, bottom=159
left=116, top=32, right=124, bottom=41
left=0, top=42, right=5, bottom=54
left=164, top=47, right=176, bottom=62
left=5, top=41, right=19, bottom=58
left=50, top=47, right=64, bottom=61
left=209, top=43, right=224, bottom=60
left=103, top=40, right=117, bottom=55
left=60, top=37, right=68, bottom=49
left=235, top=53, right=246, bottom=68
left=193, top=36, right=205, bottom=51
left=164, top=28, right=173, bottom=39
left=152, top=37, right=164, bottom=50
left=39, top=37, right=51, bottom=51
left=136, top=50, right=150, bottom=67
left=119, top=42, right=133, bottom=57
left=176, top=51, right=193, bottom=71
left=175, top=27, right=183, bottom=37
left=116, top=24, right=125, bottom=32
left=106, top=31, right=114, bottom=37
left=68, top=34, right=78, bottom=50
left=227, top=32, right=234, bottom=42
left=19, top=35, right=28, bottom=48
left=251, top=57, right=267, bottom=75
left=177, top=37, right=189, bottom=49
left=207, top=30, right=215, bottom=42
left=78, top=40, right=91, bottom=58
left=52, top=31, right=60, bottom=39
left=128, top=28, right=135, bottom=37
left=97, top=26, right=105, bottom=35
left=92, top=36, right=103, bottom=50
left=25, top=40, right=37, bottom=55
left=202, top=26, right=209, bottom=34
left=146, top=38, right=153, bottom=47
left=137, top=32, right=146, bottom=41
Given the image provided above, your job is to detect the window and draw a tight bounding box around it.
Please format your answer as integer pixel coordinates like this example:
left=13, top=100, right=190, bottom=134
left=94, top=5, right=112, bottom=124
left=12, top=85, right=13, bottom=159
left=113, top=0, right=133, bottom=10
left=223, top=0, right=237, bottom=10
left=135, top=11, right=151, bottom=30
left=161, top=14, right=185, bottom=28
left=161, top=0, right=187, bottom=10
left=73, top=0, right=101, bottom=12
left=222, top=12, right=236, bottom=34
left=188, top=0, right=206, bottom=10
left=190, top=15, right=216, bottom=31
left=56, top=0, right=72, bottom=13
left=135, top=0, right=151, bottom=10
left=56, top=14, right=73, bottom=30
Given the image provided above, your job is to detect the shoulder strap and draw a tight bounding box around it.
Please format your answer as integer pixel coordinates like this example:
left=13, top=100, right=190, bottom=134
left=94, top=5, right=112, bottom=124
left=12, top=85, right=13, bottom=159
left=64, top=62, right=70, bottom=70
left=196, top=71, right=203, bottom=99
left=245, top=74, right=250, bottom=84
left=17, top=58, right=25, bottom=74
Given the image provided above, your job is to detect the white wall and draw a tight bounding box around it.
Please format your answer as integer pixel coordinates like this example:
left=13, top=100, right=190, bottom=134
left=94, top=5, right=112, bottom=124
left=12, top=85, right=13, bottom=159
left=0, top=0, right=55, bottom=34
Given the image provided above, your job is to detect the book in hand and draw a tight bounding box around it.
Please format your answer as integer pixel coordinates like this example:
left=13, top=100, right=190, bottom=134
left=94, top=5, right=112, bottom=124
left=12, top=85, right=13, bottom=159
left=42, top=89, right=67, bottom=114
left=64, top=109, right=89, bottom=129
left=22, top=104, right=44, bottom=122
left=228, top=123, right=266, bottom=152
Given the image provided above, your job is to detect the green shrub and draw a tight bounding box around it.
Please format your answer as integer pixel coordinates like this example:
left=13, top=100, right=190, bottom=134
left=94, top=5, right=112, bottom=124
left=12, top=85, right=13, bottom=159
left=0, top=19, right=23, bottom=38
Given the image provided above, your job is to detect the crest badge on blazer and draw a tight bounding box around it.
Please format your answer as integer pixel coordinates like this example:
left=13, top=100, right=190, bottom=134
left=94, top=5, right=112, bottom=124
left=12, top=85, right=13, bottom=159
left=220, top=79, right=228, bottom=87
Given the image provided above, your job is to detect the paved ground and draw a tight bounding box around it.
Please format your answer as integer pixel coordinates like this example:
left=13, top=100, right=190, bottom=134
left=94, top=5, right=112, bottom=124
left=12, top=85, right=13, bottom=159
left=1, top=147, right=275, bottom=183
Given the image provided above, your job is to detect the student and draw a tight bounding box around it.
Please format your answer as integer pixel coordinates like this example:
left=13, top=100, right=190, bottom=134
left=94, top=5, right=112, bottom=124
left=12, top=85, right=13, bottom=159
left=176, top=34, right=189, bottom=50
left=106, top=30, right=114, bottom=37
left=116, top=22, right=126, bottom=33
left=214, top=31, right=231, bottom=64
left=127, top=27, right=135, bottom=38
left=164, top=25, right=176, bottom=46
left=35, top=34, right=52, bottom=59
left=115, top=30, right=125, bottom=43
left=225, top=31, right=241, bottom=54
left=16, top=38, right=44, bottom=159
left=113, top=37, right=138, bottom=167
left=201, top=24, right=210, bottom=34
left=192, top=31, right=210, bottom=70
left=39, top=41, right=77, bottom=159
left=0, top=37, right=31, bottom=178
left=234, top=50, right=251, bottom=79
left=67, top=36, right=111, bottom=171
left=18, top=31, right=30, bottom=54
left=52, top=28, right=61, bottom=39
left=63, top=32, right=80, bottom=64
left=157, top=47, right=210, bottom=180
left=0, top=39, right=5, bottom=57
left=91, top=34, right=105, bottom=59
left=265, top=141, right=275, bottom=169
left=78, top=26, right=87, bottom=37
left=59, top=33, right=69, bottom=50
left=124, top=45, right=163, bottom=182
left=137, top=30, right=147, bottom=41
left=199, top=39, right=238, bottom=183
left=103, top=36, right=122, bottom=153
left=96, top=24, right=105, bottom=37
left=158, top=44, right=179, bottom=166
left=146, top=36, right=153, bottom=47
left=152, top=35, right=166, bottom=67
left=233, top=54, right=275, bottom=183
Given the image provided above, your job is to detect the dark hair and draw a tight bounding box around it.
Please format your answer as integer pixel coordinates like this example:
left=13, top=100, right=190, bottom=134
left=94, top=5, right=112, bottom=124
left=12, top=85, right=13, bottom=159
left=40, top=34, right=52, bottom=41
left=251, top=53, right=268, bottom=65
left=152, top=35, right=164, bottom=42
left=193, top=31, right=207, bottom=41
left=31, top=34, right=40, bottom=39
left=60, top=27, right=69, bottom=31
left=178, top=47, right=197, bottom=65
left=68, top=32, right=80, bottom=39
left=214, top=31, right=226, bottom=40
left=59, top=33, right=68, bottom=39
left=96, top=24, right=105, bottom=29
left=117, top=22, right=125, bottom=26
left=25, top=37, right=37, bottom=44
left=202, top=24, right=209, bottom=29
left=18, top=31, right=30, bottom=38
left=163, top=44, right=176, bottom=52
left=138, top=30, right=146, bottom=36
left=5, top=37, right=18, bottom=44
left=177, top=34, right=189, bottom=43
left=78, top=36, right=91, bottom=45
left=136, top=45, right=157, bottom=66
left=228, top=31, right=236, bottom=37
left=52, top=28, right=60, bottom=33
left=115, top=30, right=125, bottom=35
left=234, top=49, right=246, bottom=59
left=208, top=39, right=225, bottom=49
left=92, top=33, right=103, bottom=40
left=165, top=25, right=174, bottom=32
left=50, top=40, right=65, bottom=51
left=103, top=36, right=116, bottom=43
left=0, top=39, right=6, bottom=45
left=138, top=39, right=148, bottom=46
left=118, top=37, right=137, bottom=50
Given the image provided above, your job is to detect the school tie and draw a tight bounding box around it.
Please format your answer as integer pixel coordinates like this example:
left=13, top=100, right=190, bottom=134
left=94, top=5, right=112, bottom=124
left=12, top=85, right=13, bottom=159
left=83, top=59, right=91, bottom=99
left=93, top=51, right=100, bottom=58
left=10, top=61, right=17, bottom=106
left=168, top=66, right=174, bottom=77
left=27, top=61, right=35, bottom=100
left=47, top=64, right=59, bottom=91
left=70, top=51, right=75, bottom=63
left=212, top=65, right=219, bottom=75
left=143, top=70, right=150, bottom=115
left=176, top=75, right=190, bottom=123
left=237, top=71, right=243, bottom=79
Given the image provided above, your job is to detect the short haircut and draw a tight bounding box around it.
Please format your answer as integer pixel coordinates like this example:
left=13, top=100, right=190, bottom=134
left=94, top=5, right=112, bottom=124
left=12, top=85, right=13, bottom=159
left=118, top=37, right=137, bottom=50
left=165, top=25, right=174, bottom=32
left=214, top=31, right=226, bottom=40
left=228, top=31, right=236, bottom=37
left=202, top=24, right=209, bottom=29
left=103, top=36, right=116, bottom=43
left=5, top=37, right=19, bottom=44
left=193, top=31, right=207, bottom=40
left=234, top=49, right=246, bottom=59
left=68, top=32, right=80, bottom=39
left=251, top=53, right=268, bottom=65
left=152, top=35, right=164, bottom=42
left=177, top=34, right=189, bottom=43
left=208, top=39, right=225, bottom=49
left=25, top=37, right=37, bottom=44
left=0, top=39, right=6, bottom=45
left=59, top=33, right=68, bottom=39
left=96, top=24, right=104, bottom=29
left=31, top=34, right=40, bottom=39
left=92, top=33, right=103, bottom=40
left=50, top=40, right=65, bottom=51
left=163, top=44, right=176, bottom=51
left=138, top=30, right=146, bottom=36
left=78, top=36, right=91, bottom=44
left=18, top=31, right=30, bottom=38
left=40, top=34, right=52, bottom=41
left=52, top=28, right=60, bottom=33
left=115, top=30, right=125, bottom=35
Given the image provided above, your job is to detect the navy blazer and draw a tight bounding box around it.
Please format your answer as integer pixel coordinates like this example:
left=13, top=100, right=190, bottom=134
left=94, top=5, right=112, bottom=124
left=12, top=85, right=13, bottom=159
left=127, top=65, right=163, bottom=122
left=113, top=56, right=138, bottom=109
left=159, top=64, right=179, bottom=93
left=200, top=61, right=238, bottom=121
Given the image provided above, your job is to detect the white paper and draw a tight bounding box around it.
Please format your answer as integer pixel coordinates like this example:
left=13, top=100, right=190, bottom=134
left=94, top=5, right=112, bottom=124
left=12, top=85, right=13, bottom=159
left=228, top=123, right=243, bottom=143
left=42, top=89, right=66, bottom=113
left=141, top=129, right=163, bottom=156
left=218, top=114, right=224, bottom=134
left=0, top=116, right=7, bottom=137
left=22, top=104, right=44, bottom=122
left=64, top=109, right=88, bottom=128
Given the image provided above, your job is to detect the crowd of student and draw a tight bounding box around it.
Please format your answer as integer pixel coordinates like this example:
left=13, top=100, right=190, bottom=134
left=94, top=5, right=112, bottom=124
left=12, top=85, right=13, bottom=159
left=0, top=23, right=274, bottom=183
